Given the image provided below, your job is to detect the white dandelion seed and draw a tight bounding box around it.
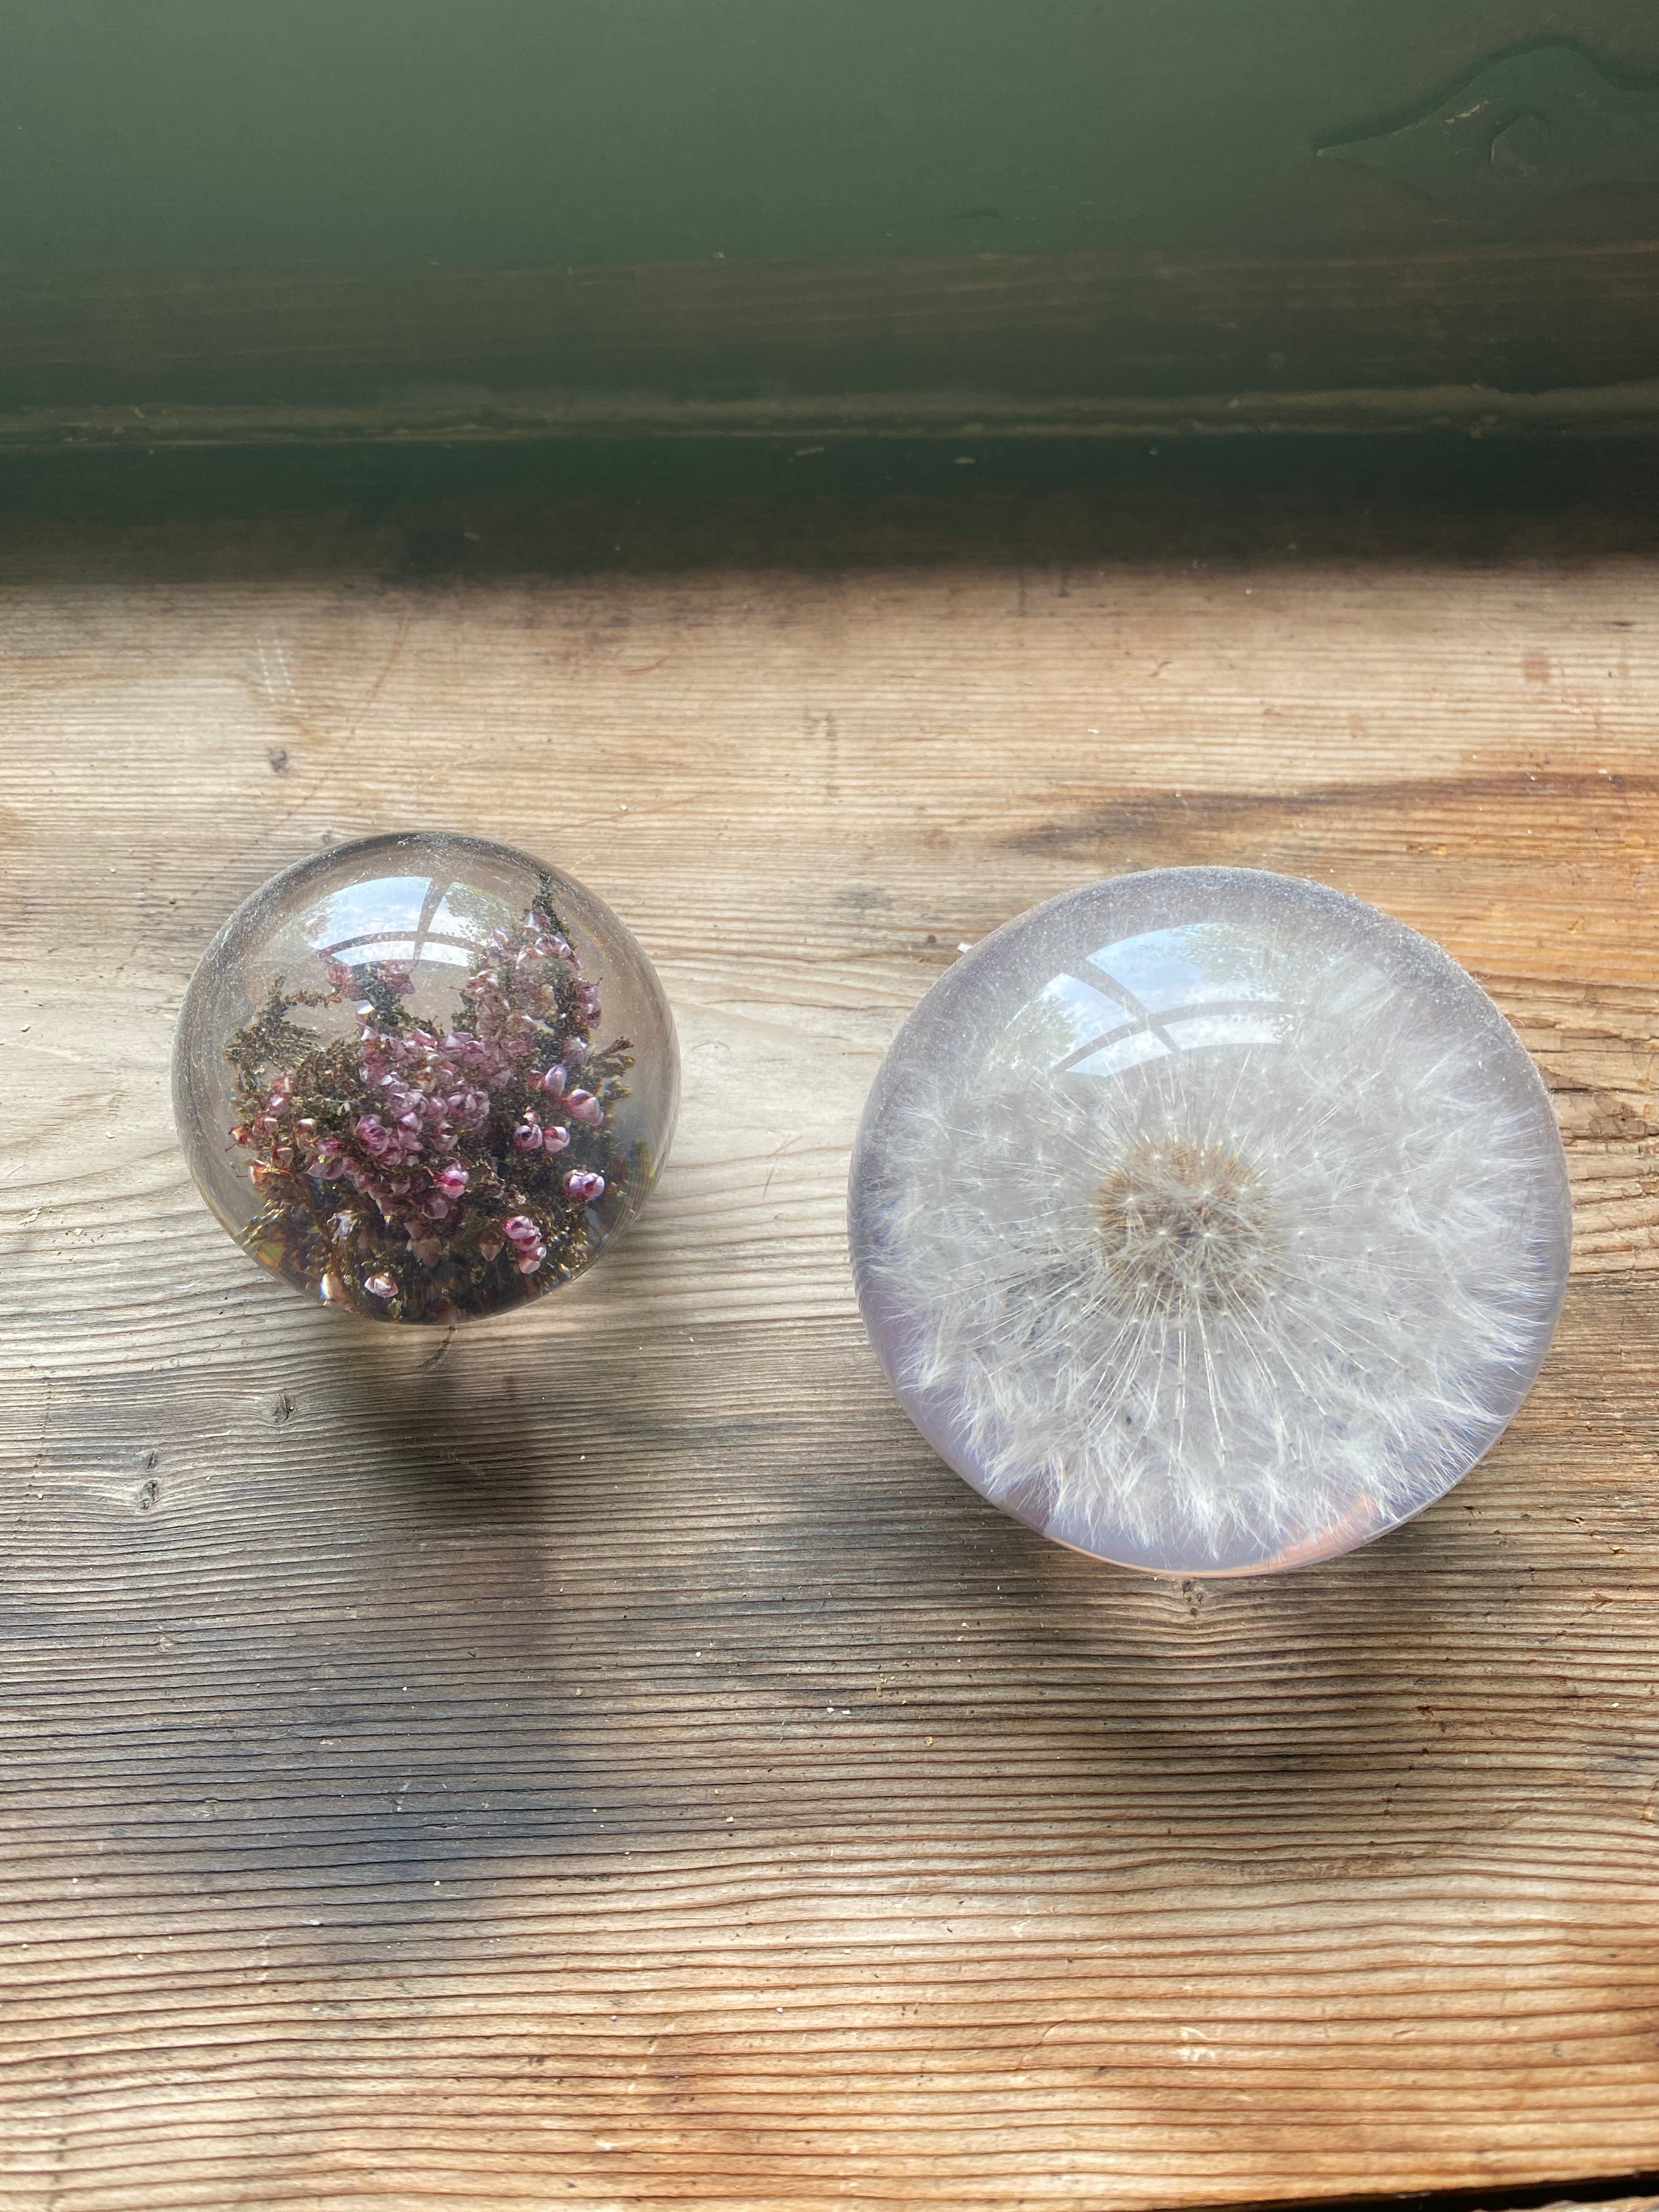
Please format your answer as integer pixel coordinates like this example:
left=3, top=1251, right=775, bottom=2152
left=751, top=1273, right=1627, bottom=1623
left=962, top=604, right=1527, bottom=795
left=848, top=869, right=1571, bottom=1575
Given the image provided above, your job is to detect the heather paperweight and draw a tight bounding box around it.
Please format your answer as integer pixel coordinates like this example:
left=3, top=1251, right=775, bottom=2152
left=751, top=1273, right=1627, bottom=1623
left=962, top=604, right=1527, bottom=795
left=848, top=868, right=1571, bottom=1576
left=174, top=831, right=677, bottom=1323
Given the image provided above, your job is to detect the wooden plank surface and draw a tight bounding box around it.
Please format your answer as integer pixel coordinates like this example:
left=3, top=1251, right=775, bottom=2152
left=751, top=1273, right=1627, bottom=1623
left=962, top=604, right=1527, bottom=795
left=2, top=439, right=1658, bottom=2211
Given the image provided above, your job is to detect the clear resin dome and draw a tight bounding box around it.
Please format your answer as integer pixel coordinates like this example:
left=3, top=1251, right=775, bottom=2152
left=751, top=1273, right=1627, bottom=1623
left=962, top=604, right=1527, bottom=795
left=849, top=868, right=1571, bottom=1575
left=174, top=831, right=678, bottom=1324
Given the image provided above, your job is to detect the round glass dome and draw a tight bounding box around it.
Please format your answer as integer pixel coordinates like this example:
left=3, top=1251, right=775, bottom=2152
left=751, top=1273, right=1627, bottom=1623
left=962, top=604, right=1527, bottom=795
left=849, top=868, right=1571, bottom=1575
left=174, top=831, right=678, bottom=1324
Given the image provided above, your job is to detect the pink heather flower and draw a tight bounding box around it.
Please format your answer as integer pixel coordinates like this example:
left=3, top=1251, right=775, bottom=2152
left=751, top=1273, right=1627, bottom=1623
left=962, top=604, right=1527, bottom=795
left=354, top=1114, right=392, bottom=1158
left=517, top=1248, right=544, bottom=1276
left=565, top=1038, right=588, bottom=1065
left=539, top=1064, right=567, bottom=1097
left=381, top=963, right=413, bottom=996
left=566, top=1089, right=603, bottom=1126
left=408, top=1234, right=442, bottom=1268
left=542, top=1122, right=571, bottom=1154
left=365, top=1273, right=397, bottom=1299
left=563, top=1169, right=606, bottom=1204
left=434, top=1163, right=469, bottom=1199
left=502, top=1215, right=541, bottom=1249
left=477, top=1232, right=504, bottom=1262
left=513, top=1116, right=544, bottom=1153
left=422, top=1193, right=450, bottom=1220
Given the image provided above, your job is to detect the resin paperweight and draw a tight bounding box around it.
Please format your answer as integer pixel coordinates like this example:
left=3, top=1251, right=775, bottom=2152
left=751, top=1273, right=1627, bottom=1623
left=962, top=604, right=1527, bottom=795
left=849, top=868, right=1571, bottom=1576
left=174, top=831, right=677, bottom=1323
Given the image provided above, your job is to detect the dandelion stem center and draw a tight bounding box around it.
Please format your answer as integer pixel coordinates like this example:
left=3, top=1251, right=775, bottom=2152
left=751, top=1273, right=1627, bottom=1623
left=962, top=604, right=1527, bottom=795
left=1095, top=1138, right=1274, bottom=1318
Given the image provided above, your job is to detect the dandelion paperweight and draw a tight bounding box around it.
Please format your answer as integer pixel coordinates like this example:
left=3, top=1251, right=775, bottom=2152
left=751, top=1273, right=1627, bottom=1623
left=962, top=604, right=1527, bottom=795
left=174, top=831, right=677, bottom=1323
left=849, top=868, right=1571, bottom=1576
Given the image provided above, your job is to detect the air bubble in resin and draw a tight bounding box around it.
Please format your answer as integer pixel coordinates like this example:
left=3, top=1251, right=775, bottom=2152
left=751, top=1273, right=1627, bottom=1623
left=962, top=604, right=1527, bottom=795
left=174, top=831, right=677, bottom=1323
left=848, top=868, right=1571, bottom=1575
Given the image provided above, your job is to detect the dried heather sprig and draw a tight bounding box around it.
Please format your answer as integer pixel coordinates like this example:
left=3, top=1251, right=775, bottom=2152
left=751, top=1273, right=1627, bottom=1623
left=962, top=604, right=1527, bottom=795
left=227, top=901, right=634, bottom=1321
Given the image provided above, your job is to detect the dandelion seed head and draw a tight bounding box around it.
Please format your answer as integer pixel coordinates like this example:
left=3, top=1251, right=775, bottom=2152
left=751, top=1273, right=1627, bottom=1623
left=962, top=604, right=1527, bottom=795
left=849, top=868, right=1571, bottom=1576
left=1094, top=1137, right=1275, bottom=1320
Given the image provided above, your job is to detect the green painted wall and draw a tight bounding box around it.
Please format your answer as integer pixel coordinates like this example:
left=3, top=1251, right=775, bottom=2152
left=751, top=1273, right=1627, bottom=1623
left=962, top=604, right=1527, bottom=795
left=9, top=0, right=1659, bottom=274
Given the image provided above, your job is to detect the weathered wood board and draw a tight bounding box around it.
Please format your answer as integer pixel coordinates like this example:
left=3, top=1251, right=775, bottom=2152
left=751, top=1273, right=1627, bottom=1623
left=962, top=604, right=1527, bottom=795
left=2, top=441, right=1657, bottom=2210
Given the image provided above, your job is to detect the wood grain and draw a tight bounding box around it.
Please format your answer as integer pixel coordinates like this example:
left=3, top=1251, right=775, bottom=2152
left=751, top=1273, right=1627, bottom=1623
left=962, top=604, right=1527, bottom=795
left=2, top=443, right=1658, bottom=2211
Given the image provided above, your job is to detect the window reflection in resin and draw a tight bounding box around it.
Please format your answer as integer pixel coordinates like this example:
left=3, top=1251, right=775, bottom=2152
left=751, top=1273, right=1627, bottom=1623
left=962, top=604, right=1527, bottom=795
left=174, top=831, right=678, bottom=1323
left=849, top=870, right=1571, bottom=1576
